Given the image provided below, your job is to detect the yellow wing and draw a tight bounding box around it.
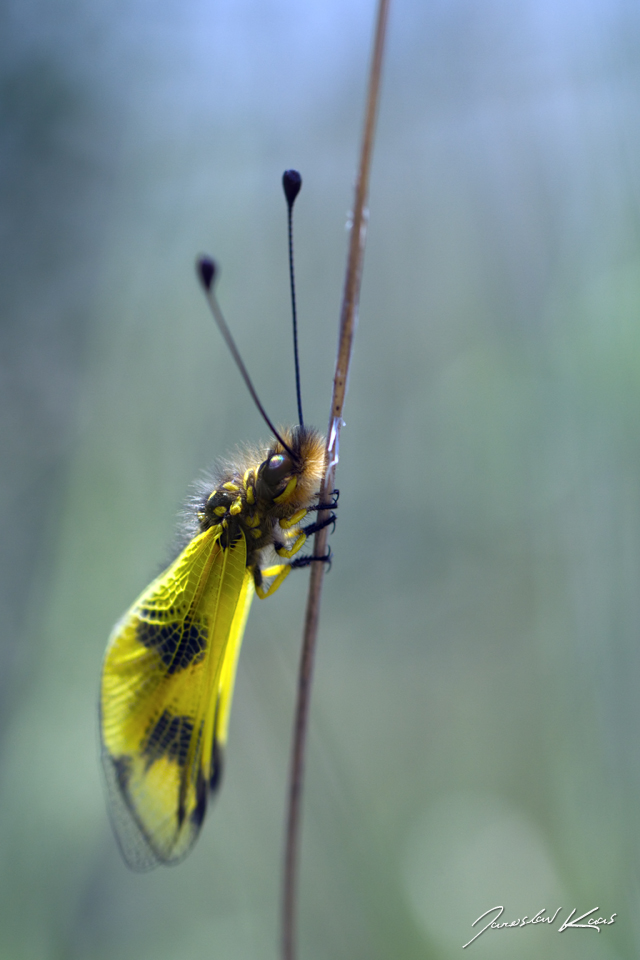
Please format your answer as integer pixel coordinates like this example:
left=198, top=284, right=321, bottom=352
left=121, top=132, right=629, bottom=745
left=100, top=526, right=254, bottom=870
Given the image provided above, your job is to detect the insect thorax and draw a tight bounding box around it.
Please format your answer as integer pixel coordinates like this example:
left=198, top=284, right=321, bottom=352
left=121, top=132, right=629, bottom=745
left=196, top=425, right=325, bottom=564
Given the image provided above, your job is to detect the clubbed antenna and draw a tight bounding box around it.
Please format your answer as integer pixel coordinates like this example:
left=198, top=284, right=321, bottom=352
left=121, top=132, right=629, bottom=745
left=196, top=255, right=297, bottom=461
left=282, top=169, right=304, bottom=427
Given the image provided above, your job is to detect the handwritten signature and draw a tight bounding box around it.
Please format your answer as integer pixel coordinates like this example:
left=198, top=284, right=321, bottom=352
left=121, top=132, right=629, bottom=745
left=463, top=905, right=617, bottom=948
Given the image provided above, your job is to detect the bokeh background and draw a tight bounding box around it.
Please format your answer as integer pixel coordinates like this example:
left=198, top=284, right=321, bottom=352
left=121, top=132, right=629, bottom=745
left=2, top=0, right=640, bottom=957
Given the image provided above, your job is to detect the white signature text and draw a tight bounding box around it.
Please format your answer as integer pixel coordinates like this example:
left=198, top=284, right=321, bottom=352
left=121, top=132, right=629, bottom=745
left=463, top=905, right=617, bottom=948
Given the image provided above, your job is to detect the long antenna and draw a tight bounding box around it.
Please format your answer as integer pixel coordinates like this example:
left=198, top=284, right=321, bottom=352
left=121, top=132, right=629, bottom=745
left=196, top=255, right=297, bottom=461
left=282, top=170, right=304, bottom=427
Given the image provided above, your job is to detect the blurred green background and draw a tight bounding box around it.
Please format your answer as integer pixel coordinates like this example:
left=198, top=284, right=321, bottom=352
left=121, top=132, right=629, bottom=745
left=2, top=0, right=640, bottom=957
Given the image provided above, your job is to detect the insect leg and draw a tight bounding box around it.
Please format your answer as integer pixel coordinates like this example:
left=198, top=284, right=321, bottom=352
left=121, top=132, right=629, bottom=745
left=254, top=563, right=292, bottom=599
left=301, top=512, right=336, bottom=537
left=279, top=508, right=307, bottom=530
left=306, top=489, right=339, bottom=512
left=289, top=547, right=333, bottom=572
left=275, top=532, right=306, bottom=559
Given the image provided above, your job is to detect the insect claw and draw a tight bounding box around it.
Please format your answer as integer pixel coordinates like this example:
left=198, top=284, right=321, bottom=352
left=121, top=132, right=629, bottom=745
left=319, top=489, right=339, bottom=510
left=301, top=512, right=337, bottom=537
left=308, top=489, right=339, bottom=513
left=290, top=548, right=332, bottom=571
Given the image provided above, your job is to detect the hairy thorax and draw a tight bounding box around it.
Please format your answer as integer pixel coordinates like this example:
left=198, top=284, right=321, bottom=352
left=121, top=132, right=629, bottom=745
left=196, top=425, right=326, bottom=580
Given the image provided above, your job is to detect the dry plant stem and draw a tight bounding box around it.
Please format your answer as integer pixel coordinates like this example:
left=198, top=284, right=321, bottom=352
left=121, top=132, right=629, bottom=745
left=281, top=1, right=391, bottom=958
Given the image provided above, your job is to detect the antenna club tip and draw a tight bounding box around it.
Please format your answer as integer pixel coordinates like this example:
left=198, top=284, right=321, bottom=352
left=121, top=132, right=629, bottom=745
left=197, top=255, right=217, bottom=291
left=282, top=169, right=302, bottom=207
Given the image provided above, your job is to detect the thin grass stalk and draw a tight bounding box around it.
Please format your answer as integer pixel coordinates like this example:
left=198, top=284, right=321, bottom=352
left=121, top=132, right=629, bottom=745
left=281, top=1, right=391, bottom=957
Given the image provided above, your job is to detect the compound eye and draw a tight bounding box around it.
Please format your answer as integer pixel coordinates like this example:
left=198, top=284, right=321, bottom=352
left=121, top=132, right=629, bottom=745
left=255, top=452, right=295, bottom=502
left=262, top=453, right=292, bottom=487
